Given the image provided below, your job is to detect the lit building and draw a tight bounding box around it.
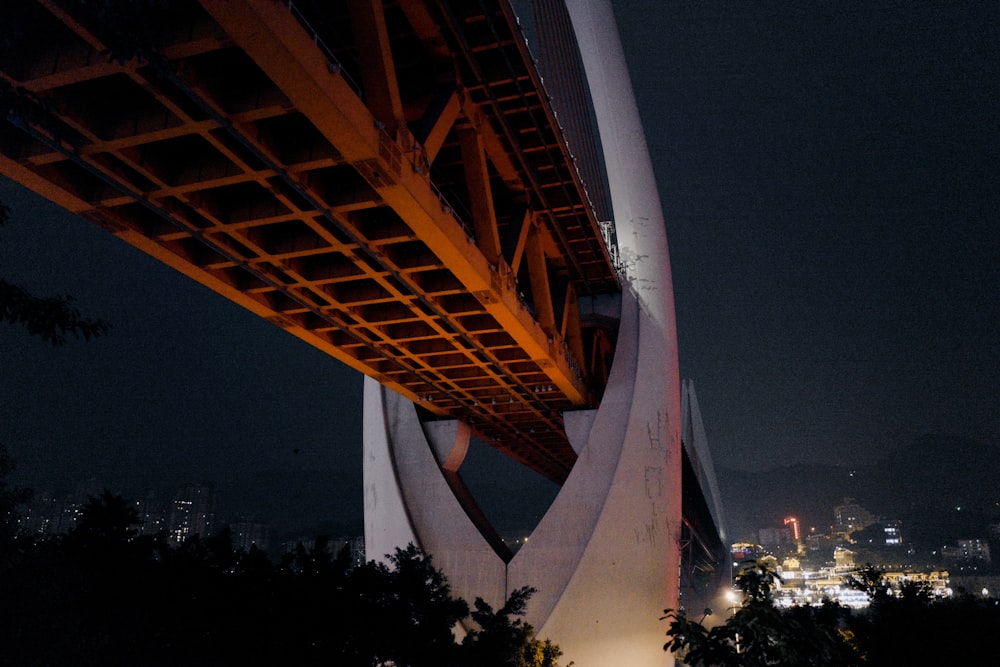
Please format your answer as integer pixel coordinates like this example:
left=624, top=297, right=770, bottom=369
left=942, top=539, right=991, bottom=569
left=775, top=565, right=951, bottom=609
left=168, top=483, right=216, bottom=546
left=833, top=498, right=876, bottom=535
left=881, top=570, right=951, bottom=597
left=882, top=520, right=902, bottom=546
left=834, top=546, right=857, bottom=571
left=784, top=516, right=801, bottom=542
left=731, top=542, right=765, bottom=564
left=781, top=556, right=801, bottom=572
left=134, top=492, right=169, bottom=537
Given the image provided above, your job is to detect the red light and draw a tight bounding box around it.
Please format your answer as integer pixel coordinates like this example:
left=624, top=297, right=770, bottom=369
left=783, top=517, right=800, bottom=541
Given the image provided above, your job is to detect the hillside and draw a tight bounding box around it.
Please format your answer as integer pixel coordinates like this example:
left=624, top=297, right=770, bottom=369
left=716, top=433, right=1000, bottom=549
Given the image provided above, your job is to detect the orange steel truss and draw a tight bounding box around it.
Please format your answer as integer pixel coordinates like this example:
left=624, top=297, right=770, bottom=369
left=0, top=0, right=620, bottom=482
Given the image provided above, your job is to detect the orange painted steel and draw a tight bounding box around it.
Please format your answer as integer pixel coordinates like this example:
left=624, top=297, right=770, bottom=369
left=0, top=0, right=619, bottom=482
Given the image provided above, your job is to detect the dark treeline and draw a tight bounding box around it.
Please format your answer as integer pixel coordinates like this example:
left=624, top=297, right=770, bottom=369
left=0, top=485, right=564, bottom=667
left=665, top=561, right=1000, bottom=666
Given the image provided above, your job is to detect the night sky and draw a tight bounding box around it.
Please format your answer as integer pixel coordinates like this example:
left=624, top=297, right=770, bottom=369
left=2, top=2, right=997, bottom=533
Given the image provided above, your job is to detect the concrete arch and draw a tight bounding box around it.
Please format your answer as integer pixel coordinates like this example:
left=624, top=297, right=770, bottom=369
left=363, top=1, right=680, bottom=663
left=363, top=283, right=680, bottom=666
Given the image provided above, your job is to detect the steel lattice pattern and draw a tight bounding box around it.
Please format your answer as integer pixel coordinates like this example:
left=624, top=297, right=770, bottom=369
left=0, top=0, right=621, bottom=482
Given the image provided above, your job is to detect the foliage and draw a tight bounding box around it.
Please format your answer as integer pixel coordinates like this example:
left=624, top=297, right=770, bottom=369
left=1, top=203, right=112, bottom=344
left=843, top=563, right=891, bottom=605
left=463, top=585, right=568, bottom=667
left=734, top=559, right=781, bottom=603
left=665, top=560, right=1000, bottom=666
left=843, top=566, right=1000, bottom=666
left=664, top=561, right=860, bottom=667
left=0, top=278, right=111, bottom=344
left=0, top=483, right=568, bottom=667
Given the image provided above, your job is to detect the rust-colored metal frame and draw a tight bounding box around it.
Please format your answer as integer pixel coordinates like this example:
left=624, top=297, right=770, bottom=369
left=0, top=0, right=619, bottom=482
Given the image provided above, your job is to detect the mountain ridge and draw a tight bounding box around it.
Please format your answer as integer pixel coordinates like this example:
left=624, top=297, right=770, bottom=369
left=715, top=432, right=1000, bottom=549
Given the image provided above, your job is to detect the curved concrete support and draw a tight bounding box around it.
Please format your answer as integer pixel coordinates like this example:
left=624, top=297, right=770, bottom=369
left=363, top=377, right=507, bottom=608
left=363, top=283, right=680, bottom=666
left=509, top=287, right=680, bottom=667
left=363, top=1, right=681, bottom=664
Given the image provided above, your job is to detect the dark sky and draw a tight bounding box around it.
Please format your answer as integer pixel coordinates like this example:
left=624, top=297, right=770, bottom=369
left=617, top=0, right=998, bottom=468
left=2, top=2, right=998, bottom=532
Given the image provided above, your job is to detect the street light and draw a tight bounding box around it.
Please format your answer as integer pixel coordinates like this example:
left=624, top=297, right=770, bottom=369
left=725, top=589, right=740, bottom=616
left=724, top=590, right=742, bottom=654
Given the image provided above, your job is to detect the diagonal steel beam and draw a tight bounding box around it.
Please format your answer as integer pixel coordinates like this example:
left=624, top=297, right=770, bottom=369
left=198, top=0, right=588, bottom=406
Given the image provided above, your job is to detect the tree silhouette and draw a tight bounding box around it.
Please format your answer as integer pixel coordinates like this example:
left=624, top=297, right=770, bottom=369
left=664, top=561, right=861, bottom=666
left=463, top=585, right=567, bottom=667
left=665, top=557, right=1000, bottom=666
left=0, top=202, right=111, bottom=345
left=844, top=563, right=891, bottom=606
left=1, top=487, right=569, bottom=667
left=734, top=559, right=782, bottom=603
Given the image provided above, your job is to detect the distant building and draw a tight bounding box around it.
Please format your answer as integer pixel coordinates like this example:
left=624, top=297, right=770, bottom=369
left=334, top=535, right=366, bottom=568
left=942, top=539, right=991, bottom=570
left=781, top=556, right=801, bottom=572
left=776, top=567, right=951, bottom=609
left=882, top=570, right=951, bottom=598
left=134, top=492, right=169, bottom=537
left=833, top=498, right=876, bottom=535
left=805, top=531, right=851, bottom=559
left=168, top=483, right=216, bottom=546
left=283, top=534, right=366, bottom=568
left=19, top=495, right=52, bottom=536
left=20, top=493, right=76, bottom=536
left=834, top=546, right=857, bottom=571
left=731, top=542, right=765, bottom=564
left=758, top=527, right=793, bottom=550
left=882, top=520, right=902, bottom=546
left=230, top=519, right=271, bottom=554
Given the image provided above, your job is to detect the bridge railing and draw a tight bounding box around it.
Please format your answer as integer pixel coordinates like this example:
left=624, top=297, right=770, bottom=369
left=283, top=0, right=363, bottom=97
left=284, top=0, right=476, bottom=245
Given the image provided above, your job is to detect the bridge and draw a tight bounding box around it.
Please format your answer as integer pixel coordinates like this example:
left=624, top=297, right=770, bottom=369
left=0, top=1, right=726, bottom=664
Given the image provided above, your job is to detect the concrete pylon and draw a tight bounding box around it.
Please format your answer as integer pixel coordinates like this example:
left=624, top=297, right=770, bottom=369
left=364, top=278, right=681, bottom=667
left=363, top=281, right=680, bottom=667
left=363, top=0, right=680, bottom=663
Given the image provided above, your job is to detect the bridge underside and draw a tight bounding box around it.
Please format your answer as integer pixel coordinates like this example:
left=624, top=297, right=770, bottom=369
left=1, top=1, right=731, bottom=663
left=0, top=0, right=619, bottom=482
